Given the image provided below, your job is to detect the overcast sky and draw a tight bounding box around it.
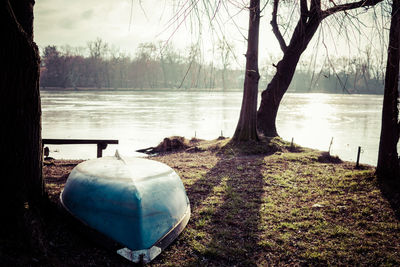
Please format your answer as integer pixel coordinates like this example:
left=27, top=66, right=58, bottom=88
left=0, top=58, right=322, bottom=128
left=34, top=0, right=388, bottom=68
left=34, top=0, right=175, bottom=52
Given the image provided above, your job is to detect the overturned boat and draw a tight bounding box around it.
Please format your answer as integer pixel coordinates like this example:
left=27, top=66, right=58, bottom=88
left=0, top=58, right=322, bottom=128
left=60, top=152, right=190, bottom=263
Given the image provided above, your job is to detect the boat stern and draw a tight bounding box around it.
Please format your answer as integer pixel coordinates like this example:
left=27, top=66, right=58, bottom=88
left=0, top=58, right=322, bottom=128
left=117, top=204, right=190, bottom=264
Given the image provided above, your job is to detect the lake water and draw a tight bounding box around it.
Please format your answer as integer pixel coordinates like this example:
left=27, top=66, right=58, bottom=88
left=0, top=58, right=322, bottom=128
left=41, top=90, right=383, bottom=165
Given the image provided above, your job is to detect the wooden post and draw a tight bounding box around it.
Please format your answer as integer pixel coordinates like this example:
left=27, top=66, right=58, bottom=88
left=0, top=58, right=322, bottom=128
left=328, top=137, right=334, bottom=155
left=356, top=146, right=361, bottom=168
left=97, top=142, right=108, bottom=158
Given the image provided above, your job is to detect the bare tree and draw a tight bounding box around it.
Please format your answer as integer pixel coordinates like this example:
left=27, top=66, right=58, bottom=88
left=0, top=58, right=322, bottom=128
left=376, top=0, right=400, bottom=180
left=257, top=0, right=383, bottom=137
left=232, top=0, right=260, bottom=142
left=87, top=38, right=109, bottom=88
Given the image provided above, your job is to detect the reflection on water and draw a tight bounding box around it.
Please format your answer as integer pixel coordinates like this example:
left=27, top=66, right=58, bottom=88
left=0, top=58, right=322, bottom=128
left=278, top=93, right=382, bottom=165
left=41, top=90, right=383, bottom=165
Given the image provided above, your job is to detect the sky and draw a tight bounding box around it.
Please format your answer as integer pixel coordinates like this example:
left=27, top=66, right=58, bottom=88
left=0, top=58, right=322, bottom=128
left=34, top=0, right=267, bottom=67
left=34, top=0, right=389, bottom=68
left=34, top=0, right=172, bottom=53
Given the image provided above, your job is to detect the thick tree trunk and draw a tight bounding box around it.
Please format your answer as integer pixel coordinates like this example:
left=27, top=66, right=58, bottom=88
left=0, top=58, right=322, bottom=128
left=257, top=14, right=321, bottom=137
left=257, top=52, right=302, bottom=137
left=0, top=0, right=44, bottom=232
left=232, top=0, right=260, bottom=142
left=376, top=0, right=400, bottom=180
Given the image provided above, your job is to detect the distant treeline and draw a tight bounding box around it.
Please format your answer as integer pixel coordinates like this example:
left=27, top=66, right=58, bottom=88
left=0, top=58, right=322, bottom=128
left=40, top=39, right=385, bottom=94
left=40, top=39, right=243, bottom=90
left=286, top=55, right=385, bottom=94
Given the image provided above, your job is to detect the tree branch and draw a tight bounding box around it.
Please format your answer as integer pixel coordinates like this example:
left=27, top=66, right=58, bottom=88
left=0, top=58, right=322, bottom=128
left=300, top=0, right=309, bottom=23
left=270, top=0, right=287, bottom=53
left=310, top=0, right=322, bottom=14
left=322, top=0, right=383, bottom=19
left=307, top=0, right=322, bottom=23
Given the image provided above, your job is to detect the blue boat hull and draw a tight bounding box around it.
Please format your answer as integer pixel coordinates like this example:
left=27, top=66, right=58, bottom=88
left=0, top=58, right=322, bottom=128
left=60, top=155, right=190, bottom=263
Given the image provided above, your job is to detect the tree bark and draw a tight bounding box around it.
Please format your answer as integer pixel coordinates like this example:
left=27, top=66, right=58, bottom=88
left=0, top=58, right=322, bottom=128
left=257, top=7, right=321, bottom=137
left=232, top=0, right=260, bottom=142
left=376, top=0, right=400, bottom=180
left=0, top=0, right=44, bottom=232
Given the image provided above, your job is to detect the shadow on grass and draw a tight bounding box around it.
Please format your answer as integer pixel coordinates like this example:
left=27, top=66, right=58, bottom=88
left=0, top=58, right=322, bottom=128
left=207, top=156, right=265, bottom=265
left=183, top=141, right=276, bottom=266
left=379, top=178, right=400, bottom=220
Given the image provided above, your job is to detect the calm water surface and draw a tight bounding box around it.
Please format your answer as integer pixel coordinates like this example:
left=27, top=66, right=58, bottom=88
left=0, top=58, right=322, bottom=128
left=41, top=90, right=383, bottom=165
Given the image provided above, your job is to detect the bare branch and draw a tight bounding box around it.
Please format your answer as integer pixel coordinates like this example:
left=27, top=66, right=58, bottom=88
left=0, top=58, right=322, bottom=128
left=300, top=0, right=309, bottom=23
left=310, top=0, right=322, bottom=14
left=322, top=0, right=383, bottom=19
left=270, top=0, right=287, bottom=53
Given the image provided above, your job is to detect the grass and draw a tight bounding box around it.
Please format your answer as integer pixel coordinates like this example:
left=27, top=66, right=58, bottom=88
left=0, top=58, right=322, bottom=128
left=35, top=137, right=400, bottom=266
left=152, top=138, right=400, bottom=266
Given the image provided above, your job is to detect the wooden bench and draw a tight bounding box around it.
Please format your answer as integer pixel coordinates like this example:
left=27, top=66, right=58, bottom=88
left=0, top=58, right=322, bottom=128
left=42, top=139, right=119, bottom=158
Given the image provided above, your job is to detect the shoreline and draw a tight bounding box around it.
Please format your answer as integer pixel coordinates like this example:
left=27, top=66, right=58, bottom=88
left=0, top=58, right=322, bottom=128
left=39, top=87, right=384, bottom=95
left=40, top=87, right=243, bottom=92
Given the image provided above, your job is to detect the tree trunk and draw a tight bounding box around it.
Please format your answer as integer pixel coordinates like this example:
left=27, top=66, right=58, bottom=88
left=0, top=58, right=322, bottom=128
left=257, top=52, right=302, bottom=137
left=0, top=0, right=44, bottom=233
left=160, top=56, right=168, bottom=88
left=376, top=0, right=400, bottom=180
left=232, top=0, right=260, bottom=142
left=222, top=68, right=226, bottom=91
left=257, top=14, right=321, bottom=137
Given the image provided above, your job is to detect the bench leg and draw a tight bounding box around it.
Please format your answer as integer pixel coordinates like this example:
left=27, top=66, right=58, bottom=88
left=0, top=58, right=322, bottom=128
left=97, top=143, right=108, bottom=158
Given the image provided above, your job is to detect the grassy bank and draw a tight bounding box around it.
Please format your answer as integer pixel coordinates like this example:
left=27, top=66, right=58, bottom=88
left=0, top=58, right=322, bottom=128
left=37, top=138, right=400, bottom=265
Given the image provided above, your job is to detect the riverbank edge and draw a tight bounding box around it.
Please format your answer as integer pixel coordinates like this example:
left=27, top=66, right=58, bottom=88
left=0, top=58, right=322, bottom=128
left=39, top=87, right=384, bottom=95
